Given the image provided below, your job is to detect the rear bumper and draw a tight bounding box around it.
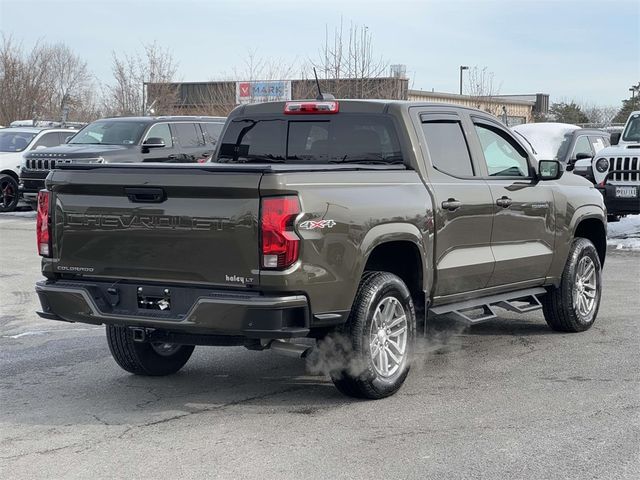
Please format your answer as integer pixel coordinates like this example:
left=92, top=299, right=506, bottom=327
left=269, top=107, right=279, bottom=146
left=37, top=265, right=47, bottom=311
left=597, top=185, right=640, bottom=215
left=35, top=280, right=310, bottom=338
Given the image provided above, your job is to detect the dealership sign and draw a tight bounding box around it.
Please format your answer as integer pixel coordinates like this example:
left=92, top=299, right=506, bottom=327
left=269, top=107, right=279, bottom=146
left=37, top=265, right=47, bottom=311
left=235, top=80, right=292, bottom=105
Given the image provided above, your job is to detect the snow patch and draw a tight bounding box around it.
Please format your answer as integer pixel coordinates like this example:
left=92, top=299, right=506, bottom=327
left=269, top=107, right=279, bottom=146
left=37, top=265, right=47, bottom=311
left=0, top=210, right=36, bottom=218
left=607, top=215, right=640, bottom=251
left=2, top=327, right=101, bottom=339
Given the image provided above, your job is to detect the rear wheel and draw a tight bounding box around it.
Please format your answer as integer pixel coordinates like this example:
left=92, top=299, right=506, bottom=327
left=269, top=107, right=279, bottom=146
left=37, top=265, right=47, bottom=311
left=0, top=174, right=19, bottom=213
left=542, top=238, right=602, bottom=332
left=331, top=271, right=415, bottom=399
left=106, top=325, right=194, bottom=376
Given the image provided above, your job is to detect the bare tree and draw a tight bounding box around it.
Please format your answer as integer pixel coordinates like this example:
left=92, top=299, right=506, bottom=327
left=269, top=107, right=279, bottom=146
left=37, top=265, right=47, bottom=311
left=0, top=36, right=52, bottom=125
left=43, top=43, right=95, bottom=121
left=104, top=42, right=179, bottom=116
left=305, top=20, right=401, bottom=99
left=465, top=66, right=502, bottom=115
left=0, top=36, right=99, bottom=125
left=579, top=102, right=620, bottom=127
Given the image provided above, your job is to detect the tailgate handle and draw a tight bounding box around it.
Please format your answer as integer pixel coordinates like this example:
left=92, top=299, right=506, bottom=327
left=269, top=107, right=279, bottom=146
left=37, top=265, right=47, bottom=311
left=125, top=187, right=166, bottom=203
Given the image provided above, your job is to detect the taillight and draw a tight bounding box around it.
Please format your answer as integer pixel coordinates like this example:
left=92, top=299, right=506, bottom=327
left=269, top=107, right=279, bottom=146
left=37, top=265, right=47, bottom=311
left=284, top=101, right=339, bottom=114
left=36, top=190, right=51, bottom=257
left=261, top=196, right=301, bottom=269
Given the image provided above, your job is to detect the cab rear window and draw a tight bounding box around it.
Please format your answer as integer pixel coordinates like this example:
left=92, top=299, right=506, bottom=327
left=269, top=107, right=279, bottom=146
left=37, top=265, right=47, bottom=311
left=216, top=114, right=402, bottom=164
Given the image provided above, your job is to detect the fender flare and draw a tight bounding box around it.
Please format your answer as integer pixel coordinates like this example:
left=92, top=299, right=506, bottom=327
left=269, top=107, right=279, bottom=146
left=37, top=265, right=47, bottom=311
left=547, top=204, right=606, bottom=283
left=356, top=222, right=430, bottom=293
left=570, top=205, right=606, bottom=236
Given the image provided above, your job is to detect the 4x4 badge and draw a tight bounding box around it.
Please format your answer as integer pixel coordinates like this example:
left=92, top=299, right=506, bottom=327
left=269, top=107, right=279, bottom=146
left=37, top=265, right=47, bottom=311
left=299, top=219, right=336, bottom=230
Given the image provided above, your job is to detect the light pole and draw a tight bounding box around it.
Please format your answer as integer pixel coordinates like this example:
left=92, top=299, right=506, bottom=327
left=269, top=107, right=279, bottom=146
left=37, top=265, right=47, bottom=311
left=459, top=65, right=469, bottom=95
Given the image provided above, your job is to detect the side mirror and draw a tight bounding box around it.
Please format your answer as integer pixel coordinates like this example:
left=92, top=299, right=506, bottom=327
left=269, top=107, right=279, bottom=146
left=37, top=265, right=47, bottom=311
left=538, top=160, right=563, bottom=180
left=575, top=152, right=592, bottom=160
left=143, top=137, right=166, bottom=148
left=65, top=135, right=73, bottom=143
left=610, top=132, right=621, bottom=146
left=35, top=145, right=47, bottom=150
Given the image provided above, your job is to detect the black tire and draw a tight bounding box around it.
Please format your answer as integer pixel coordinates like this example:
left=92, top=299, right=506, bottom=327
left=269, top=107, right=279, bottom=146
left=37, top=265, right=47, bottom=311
left=106, top=325, right=195, bottom=376
left=542, top=237, right=602, bottom=332
left=331, top=271, right=416, bottom=399
left=0, top=174, right=19, bottom=213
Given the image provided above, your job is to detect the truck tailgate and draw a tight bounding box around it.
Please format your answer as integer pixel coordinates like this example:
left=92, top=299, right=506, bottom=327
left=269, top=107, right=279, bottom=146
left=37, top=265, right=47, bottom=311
left=48, top=166, right=261, bottom=287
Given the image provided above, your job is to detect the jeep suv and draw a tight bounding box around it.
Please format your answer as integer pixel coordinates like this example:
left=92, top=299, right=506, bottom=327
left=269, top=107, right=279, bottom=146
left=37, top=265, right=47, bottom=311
left=20, top=116, right=225, bottom=208
left=0, top=126, right=78, bottom=212
left=573, top=111, right=640, bottom=220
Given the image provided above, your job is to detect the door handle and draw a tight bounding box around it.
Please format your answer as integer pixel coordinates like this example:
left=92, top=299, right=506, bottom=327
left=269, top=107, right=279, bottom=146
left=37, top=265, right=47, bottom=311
left=496, top=196, right=513, bottom=208
left=441, top=198, right=463, bottom=211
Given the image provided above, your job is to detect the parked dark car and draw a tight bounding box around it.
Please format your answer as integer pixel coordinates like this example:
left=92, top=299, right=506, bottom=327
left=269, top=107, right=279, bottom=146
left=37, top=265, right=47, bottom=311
left=512, top=123, right=610, bottom=172
left=20, top=116, right=225, bottom=207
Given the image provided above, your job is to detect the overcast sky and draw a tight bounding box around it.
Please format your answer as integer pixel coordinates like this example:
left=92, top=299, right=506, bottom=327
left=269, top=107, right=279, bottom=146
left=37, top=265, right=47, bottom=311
left=1, top=0, right=638, bottom=106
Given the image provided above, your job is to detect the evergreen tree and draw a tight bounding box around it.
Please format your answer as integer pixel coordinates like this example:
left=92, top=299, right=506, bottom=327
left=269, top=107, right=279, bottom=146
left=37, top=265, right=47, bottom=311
left=548, top=101, right=589, bottom=124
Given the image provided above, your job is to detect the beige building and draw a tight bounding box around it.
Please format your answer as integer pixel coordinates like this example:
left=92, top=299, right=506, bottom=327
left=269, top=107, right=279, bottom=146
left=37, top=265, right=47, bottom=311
left=408, top=90, right=548, bottom=126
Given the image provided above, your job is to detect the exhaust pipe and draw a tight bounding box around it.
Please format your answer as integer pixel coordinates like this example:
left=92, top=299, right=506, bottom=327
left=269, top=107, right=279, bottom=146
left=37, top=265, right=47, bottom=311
left=267, top=339, right=312, bottom=358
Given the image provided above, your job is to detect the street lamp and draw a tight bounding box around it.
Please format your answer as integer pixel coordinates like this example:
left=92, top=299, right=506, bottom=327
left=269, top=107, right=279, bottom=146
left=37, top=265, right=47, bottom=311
left=459, top=65, right=469, bottom=95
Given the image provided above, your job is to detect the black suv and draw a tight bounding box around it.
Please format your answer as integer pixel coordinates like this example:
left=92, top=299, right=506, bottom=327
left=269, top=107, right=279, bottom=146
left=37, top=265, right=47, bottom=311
left=20, top=116, right=225, bottom=207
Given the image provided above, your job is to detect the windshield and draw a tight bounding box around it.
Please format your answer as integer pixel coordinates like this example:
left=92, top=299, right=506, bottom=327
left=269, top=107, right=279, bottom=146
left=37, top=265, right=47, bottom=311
left=69, top=121, right=147, bottom=145
left=216, top=114, right=403, bottom=164
left=0, top=131, right=36, bottom=152
left=622, top=113, right=640, bottom=142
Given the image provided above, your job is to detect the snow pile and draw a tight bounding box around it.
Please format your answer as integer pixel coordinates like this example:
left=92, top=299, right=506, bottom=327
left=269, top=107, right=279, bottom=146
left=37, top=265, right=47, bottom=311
left=608, top=215, right=640, bottom=251
left=0, top=210, right=36, bottom=218
left=513, top=123, right=579, bottom=161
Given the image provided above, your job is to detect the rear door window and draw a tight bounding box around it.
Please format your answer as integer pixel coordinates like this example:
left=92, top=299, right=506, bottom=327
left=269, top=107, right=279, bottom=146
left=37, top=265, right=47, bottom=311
left=202, top=122, right=223, bottom=146
left=33, top=132, right=62, bottom=149
left=172, top=122, right=202, bottom=147
left=421, top=120, right=474, bottom=177
left=217, top=114, right=402, bottom=164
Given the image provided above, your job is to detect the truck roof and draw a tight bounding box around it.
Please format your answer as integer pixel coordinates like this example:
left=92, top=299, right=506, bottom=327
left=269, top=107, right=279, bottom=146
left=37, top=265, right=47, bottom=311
left=232, top=99, right=504, bottom=117
left=97, top=116, right=226, bottom=123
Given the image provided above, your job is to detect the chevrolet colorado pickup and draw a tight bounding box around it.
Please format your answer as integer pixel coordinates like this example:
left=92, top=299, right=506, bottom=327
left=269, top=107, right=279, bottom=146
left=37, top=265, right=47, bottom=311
left=35, top=100, right=607, bottom=399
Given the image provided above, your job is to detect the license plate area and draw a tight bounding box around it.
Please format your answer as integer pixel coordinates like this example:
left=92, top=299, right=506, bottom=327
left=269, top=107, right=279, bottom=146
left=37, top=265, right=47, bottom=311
left=137, top=286, right=171, bottom=311
left=615, top=186, right=638, bottom=198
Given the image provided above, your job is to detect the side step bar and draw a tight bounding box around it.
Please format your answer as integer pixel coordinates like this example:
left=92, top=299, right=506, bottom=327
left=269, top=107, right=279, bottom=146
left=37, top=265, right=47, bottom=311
left=429, top=287, right=546, bottom=324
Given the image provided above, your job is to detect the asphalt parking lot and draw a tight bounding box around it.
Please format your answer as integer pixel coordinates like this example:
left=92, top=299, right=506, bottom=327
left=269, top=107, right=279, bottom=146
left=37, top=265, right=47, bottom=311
left=1, top=212, right=639, bottom=479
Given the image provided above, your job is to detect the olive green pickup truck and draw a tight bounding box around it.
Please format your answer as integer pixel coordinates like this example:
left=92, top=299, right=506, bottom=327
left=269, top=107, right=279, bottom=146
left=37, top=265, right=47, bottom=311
left=35, top=99, right=607, bottom=399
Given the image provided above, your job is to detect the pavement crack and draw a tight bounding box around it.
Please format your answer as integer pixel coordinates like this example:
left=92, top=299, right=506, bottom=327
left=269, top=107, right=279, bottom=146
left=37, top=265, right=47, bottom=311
left=118, top=384, right=306, bottom=438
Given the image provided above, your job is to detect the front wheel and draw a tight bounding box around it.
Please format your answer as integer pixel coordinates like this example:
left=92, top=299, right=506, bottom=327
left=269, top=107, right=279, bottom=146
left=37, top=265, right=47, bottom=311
left=106, top=325, right=195, bottom=376
left=542, top=237, right=602, bottom=332
left=0, top=174, right=19, bottom=213
left=331, top=271, right=415, bottom=399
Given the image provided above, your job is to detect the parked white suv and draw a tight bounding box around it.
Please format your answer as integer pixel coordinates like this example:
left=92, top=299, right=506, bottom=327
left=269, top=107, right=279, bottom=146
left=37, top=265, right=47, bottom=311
left=572, top=112, right=640, bottom=221
left=0, top=127, right=77, bottom=212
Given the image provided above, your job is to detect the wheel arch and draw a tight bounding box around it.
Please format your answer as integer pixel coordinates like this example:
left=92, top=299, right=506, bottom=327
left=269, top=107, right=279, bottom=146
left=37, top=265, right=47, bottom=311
left=358, top=223, right=428, bottom=312
left=573, top=216, right=607, bottom=266
left=0, top=169, right=19, bottom=182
